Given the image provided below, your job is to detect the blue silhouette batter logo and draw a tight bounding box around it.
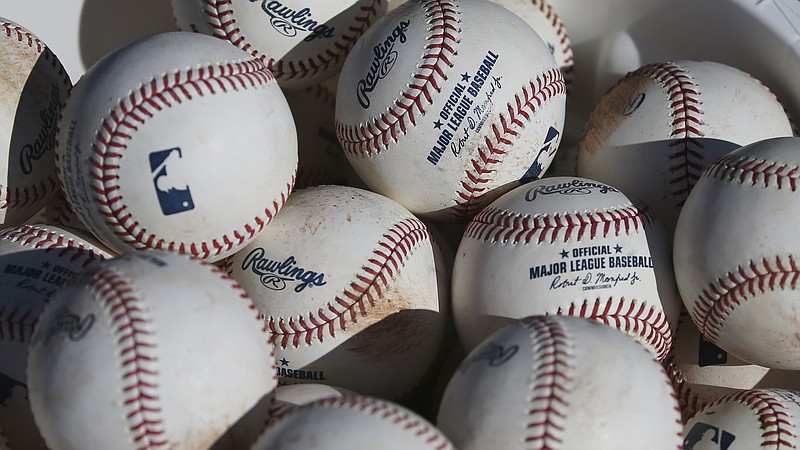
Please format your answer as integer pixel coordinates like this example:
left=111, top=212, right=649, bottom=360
left=149, top=147, right=195, bottom=216
left=684, top=422, right=735, bottom=449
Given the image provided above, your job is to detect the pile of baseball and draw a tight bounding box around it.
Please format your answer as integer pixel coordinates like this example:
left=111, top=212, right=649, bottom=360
left=2, top=0, right=800, bottom=449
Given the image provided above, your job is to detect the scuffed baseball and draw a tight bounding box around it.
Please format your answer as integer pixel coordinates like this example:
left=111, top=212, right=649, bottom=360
left=437, top=315, right=683, bottom=449
left=27, top=250, right=277, bottom=450
left=335, top=0, right=567, bottom=220
left=577, top=60, right=793, bottom=236
left=228, top=185, right=447, bottom=400
left=170, top=0, right=388, bottom=89
left=674, top=136, right=800, bottom=370
left=55, top=31, right=297, bottom=262
left=0, top=17, right=71, bottom=227
left=451, top=176, right=680, bottom=360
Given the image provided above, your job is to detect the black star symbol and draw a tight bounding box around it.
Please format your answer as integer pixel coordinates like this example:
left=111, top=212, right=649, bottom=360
left=279, top=358, right=289, bottom=366
left=434, top=120, right=443, bottom=129
left=559, top=250, right=569, bottom=259
left=461, top=72, right=470, bottom=82
left=41, top=261, right=51, bottom=269
left=614, top=244, right=623, bottom=253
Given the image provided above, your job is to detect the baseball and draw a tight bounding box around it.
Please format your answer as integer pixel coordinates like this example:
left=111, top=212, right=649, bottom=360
left=170, top=0, right=388, bottom=89
left=683, top=388, right=800, bottom=449
left=674, top=136, right=800, bottom=370
left=490, top=0, right=574, bottom=92
left=577, top=60, right=793, bottom=236
left=26, top=250, right=277, bottom=450
left=451, top=175, right=681, bottom=360
left=0, top=17, right=71, bottom=227
left=335, top=0, right=567, bottom=220
left=227, top=184, right=447, bottom=400
left=437, top=315, right=683, bottom=449
left=0, top=223, right=107, bottom=450
left=251, top=395, right=455, bottom=449
left=54, top=31, right=297, bottom=262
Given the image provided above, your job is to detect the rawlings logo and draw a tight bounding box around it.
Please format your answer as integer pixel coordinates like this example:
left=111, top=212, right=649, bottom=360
left=525, top=179, right=619, bottom=202
left=20, top=83, right=60, bottom=175
left=459, top=343, right=519, bottom=373
left=251, top=0, right=335, bottom=41
left=356, top=20, right=411, bottom=109
left=33, top=308, right=95, bottom=347
left=241, top=247, right=327, bottom=293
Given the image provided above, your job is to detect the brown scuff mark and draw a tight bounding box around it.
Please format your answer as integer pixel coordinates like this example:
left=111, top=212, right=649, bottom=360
left=579, top=73, right=652, bottom=155
left=342, top=281, right=439, bottom=364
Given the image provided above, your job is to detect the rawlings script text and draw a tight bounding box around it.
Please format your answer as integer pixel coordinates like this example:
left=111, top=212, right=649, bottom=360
left=20, top=83, right=60, bottom=175
left=356, top=20, right=411, bottom=108
left=525, top=179, right=619, bottom=202
left=241, top=248, right=327, bottom=293
left=251, top=0, right=335, bottom=41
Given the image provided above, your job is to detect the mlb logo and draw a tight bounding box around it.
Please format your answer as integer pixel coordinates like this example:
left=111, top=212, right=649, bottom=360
left=684, top=422, right=735, bottom=450
left=521, top=126, right=560, bottom=183
left=149, top=147, right=195, bottom=216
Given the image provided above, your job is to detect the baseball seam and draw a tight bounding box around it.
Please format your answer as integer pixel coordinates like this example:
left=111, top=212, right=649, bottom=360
left=532, top=0, right=574, bottom=92
left=464, top=200, right=656, bottom=244
left=522, top=316, right=573, bottom=448
left=557, top=297, right=672, bottom=361
left=706, top=153, right=800, bottom=190
left=335, top=0, right=460, bottom=156
left=1, top=20, right=71, bottom=214
left=690, top=255, right=800, bottom=344
left=637, top=62, right=704, bottom=206
left=201, top=0, right=384, bottom=83
left=88, top=267, right=167, bottom=449
left=266, top=217, right=429, bottom=349
left=453, top=68, right=566, bottom=220
left=666, top=362, right=705, bottom=423
left=0, top=225, right=106, bottom=344
left=711, top=389, right=796, bottom=447
left=86, top=59, right=294, bottom=260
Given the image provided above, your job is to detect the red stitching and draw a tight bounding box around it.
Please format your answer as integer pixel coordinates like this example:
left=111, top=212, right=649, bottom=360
left=0, top=305, right=35, bottom=343
left=201, top=0, right=385, bottom=82
left=463, top=199, right=656, bottom=244
left=335, top=0, right=460, bottom=156
left=453, top=68, right=566, bottom=219
left=1, top=20, right=43, bottom=52
left=0, top=224, right=109, bottom=265
left=88, top=60, right=294, bottom=260
left=86, top=268, right=167, bottom=449
left=632, top=62, right=704, bottom=207
left=666, top=362, right=704, bottom=423
left=266, top=217, right=429, bottom=348
left=690, top=255, right=800, bottom=344
left=557, top=298, right=672, bottom=361
left=530, top=0, right=574, bottom=92
left=520, top=316, right=572, bottom=447
left=266, top=395, right=454, bottom=449
left=1, top=177, right=59, bottom=212
left=706, top=389, right=796, bottom=446
left=706, top=152, right=800, bottom=191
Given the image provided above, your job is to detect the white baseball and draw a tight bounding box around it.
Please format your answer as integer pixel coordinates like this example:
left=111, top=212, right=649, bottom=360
left=451, top=176, right=680, bottom=360
left=674, top=136, right=800, bottom=370
left=27, top=250, right=277, bottom=450
left=228, top=185, right=446, bottom=399
left=490, top=0, right=574, bottom=92
left=667, top=309, right=800, bottom=422
left=0, top=223, right=107, bottom=450
left=251, top=395, right=455, bottom=449
left=55, top=31, right=297, bottom=262
left=437, top=315, right=683, bottom=449
left=335, top=0, right=567, bottom=220
left=683, top=389, right=800, bottom=449
left=577, top=60, right=793, bottom=236
left=170, top=0, right=388, bottom=89
left=0, top=17, right=71, bottom=227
